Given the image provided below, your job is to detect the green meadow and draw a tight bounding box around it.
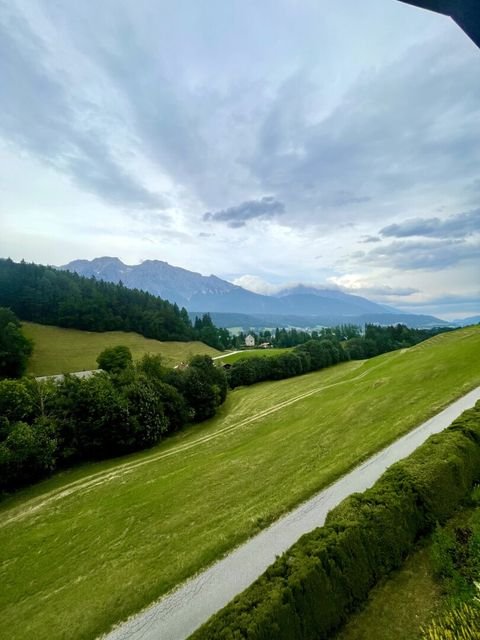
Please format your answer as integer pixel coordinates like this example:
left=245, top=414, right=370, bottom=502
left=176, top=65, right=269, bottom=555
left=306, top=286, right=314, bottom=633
left=335, top=544, right=440, bottom=640
left=23, top=322, right=220, bottom=376
left=1, top=327, right=479, bottom=640
left=214, top=346, right=291, bottom=364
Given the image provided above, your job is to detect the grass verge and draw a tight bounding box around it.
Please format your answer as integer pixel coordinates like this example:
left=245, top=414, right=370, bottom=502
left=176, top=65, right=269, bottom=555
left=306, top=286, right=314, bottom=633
left=335, top=545, right=442, bottom=640
left=335, top=494, right=480, bottom=640
left=214, top=347, right=291, bottom=364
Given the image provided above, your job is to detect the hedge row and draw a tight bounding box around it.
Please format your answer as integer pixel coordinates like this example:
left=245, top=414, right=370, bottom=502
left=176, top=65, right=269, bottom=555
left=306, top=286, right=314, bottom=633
left=190, top=401, right=480, bottom=640
left=227, top=339, right=348, bottom=389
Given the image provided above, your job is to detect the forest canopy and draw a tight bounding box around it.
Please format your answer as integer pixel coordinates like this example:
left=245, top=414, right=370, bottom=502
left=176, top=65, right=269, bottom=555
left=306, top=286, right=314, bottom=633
left=0, top=258, right=230, bottom=346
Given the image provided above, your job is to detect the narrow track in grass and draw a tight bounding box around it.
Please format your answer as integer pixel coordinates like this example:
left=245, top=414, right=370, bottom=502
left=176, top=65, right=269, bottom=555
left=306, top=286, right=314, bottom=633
left=0, top=354, right=402, bottom=528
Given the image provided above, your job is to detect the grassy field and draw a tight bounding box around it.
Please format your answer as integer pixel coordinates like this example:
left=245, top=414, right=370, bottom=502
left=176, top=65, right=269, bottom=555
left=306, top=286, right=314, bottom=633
left=214, top=346, right=291, bottom=364
left=335, top=545, right=441, bottom=640
left=22, top=322, right=220, bottom=375
left=334, top=498, right=480, bottom=640
left=1, top=327, right=479, bottom=640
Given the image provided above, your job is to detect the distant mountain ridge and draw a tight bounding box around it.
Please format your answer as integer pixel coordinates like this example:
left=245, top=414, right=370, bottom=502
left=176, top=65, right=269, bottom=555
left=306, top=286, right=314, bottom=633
left=60, top=257, right=446, bottom=327
left=63, top=257, right=234, bottom=308
left=194, top=311, right=449, bottom=330
left=452, top=315, right=480, bottom=326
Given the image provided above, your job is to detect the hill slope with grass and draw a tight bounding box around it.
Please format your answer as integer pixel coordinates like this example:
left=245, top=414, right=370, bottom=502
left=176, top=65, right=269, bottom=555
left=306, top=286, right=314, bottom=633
left=23, top=322, right=220, bottom=376
left=1, top=327, right=479, bottom=640
left=214, top=347, right=292, bottom=364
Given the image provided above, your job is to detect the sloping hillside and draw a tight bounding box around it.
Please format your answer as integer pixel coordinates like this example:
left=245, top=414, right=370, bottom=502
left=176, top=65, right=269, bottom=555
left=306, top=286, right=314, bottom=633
left=23, top=322, right=220, bottom=375
left=1, top=327, right=479, bottom=640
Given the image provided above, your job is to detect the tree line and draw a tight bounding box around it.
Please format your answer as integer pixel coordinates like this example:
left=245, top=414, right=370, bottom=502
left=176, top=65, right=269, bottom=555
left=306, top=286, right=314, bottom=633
left=237, top=324, right=362, bottom=348
left=227, top=338, right=349, bottom=388
left=231, top=323, right=450, bottom=352
left=0, top=347, right=227, bottom=493
left=225, top=324, right=450, bottom=389
left=342, top=323, right=451, bottom=359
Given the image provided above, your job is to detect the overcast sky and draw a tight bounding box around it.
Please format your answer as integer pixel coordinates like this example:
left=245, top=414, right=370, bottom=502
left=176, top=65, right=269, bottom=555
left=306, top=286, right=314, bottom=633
left=1, top=0, right=479, bottom=319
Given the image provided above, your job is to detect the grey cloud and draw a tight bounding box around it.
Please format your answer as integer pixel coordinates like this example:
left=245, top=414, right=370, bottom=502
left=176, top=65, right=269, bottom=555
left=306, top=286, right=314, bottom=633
left=359, top=239, right=479, bottom=270
left=65, top=138, right=165, bottom=209
left=203, top=196, right=285, bottom=228
left=326, top=191, right=371, bottom=207
left=20, top=2, right=268, bottom=209
left=468, top=180, right=480, bottom=195
left=3, top=0, right=480, bottom=279
left=0, top=11, right=163, bottom=210
left=354, top=285, right=419, bottom=297
left=394, top=292, right=480, bottom=317
left=359, top=236, right=381, bottom=244
left=248, top=37, right=480, bottom=226
left=6, top=2, right=479, bottom=233
left=380, top=209, right=480, bottom=239
left=49, top=6, right=214, bottom=199
left=399, top=292, right=480, bottom=307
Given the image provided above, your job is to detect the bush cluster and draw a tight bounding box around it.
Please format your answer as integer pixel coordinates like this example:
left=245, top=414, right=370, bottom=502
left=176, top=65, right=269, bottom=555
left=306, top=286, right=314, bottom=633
left=190, top=402, right=480, bottom=640
left=0, top=307, right=33, bottom=378
left=0, top=350, right=227, bottom=493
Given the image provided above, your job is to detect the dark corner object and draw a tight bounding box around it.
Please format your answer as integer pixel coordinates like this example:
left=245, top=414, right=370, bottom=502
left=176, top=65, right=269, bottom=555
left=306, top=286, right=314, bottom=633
left=398, top=0, right=480, bottom=48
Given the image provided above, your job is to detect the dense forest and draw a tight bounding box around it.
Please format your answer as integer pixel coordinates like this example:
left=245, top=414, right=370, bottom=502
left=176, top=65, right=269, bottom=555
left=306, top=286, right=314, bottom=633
left=0, top=347, right=227, bottom=492
left=0, top=258, right=232, bottom=348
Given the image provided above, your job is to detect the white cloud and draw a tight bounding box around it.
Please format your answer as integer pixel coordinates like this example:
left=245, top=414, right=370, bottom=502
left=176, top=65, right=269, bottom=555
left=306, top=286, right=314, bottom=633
left=231, top=275, right=282, bottom=295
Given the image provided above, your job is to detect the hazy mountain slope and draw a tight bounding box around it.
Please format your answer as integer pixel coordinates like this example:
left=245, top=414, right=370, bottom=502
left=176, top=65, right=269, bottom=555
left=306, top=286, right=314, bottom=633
left=62, top=257, right=235, bottom=308
left=201, top=311, right=448, bottom=329
left=452, top=315, right=480, bottom=326
left=61, top=257, right=438, bottom=323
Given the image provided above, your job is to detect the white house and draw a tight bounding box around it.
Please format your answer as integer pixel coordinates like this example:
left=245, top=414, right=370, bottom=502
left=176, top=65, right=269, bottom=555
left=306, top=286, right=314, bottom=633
left=245, top=334, right=255, bottom=347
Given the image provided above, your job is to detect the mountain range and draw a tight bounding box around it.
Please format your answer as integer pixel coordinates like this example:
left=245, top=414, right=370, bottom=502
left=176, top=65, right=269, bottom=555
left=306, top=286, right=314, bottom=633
left=60, top=257, right=447, bottom=328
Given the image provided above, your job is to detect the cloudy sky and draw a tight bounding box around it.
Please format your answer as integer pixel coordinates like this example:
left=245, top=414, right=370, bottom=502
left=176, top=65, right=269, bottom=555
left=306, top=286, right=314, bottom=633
left=1, top=0, right=479, bottom=319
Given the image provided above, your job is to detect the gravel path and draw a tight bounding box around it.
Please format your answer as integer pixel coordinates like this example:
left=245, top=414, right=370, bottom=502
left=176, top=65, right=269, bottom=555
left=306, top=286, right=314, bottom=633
left=103, top=386, right=480, bottom=640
